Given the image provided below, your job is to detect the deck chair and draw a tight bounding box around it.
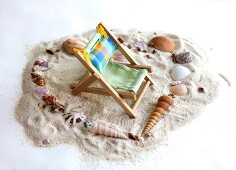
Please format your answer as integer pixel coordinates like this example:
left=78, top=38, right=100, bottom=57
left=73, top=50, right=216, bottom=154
left=71, top=23, right=154, bottom=118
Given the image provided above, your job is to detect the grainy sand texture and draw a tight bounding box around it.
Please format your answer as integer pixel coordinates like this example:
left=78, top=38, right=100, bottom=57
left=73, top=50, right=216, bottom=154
left=15, top=29, right=219, bottom=160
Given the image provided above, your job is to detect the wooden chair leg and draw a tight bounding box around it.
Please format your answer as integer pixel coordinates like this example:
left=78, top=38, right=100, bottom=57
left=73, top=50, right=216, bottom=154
left=132, top=80, right=150, bottom=110
left=72, top=74, right=98, bottom=95
left=97, top=78, right=136, bottom=118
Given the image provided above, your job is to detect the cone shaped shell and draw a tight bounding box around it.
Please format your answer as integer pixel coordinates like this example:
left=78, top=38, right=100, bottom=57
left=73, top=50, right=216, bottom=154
left=158, top=95, right=174, bottom=106
left=154, top=107, right=165, bottom=115
left=155, top=101, right=169, bottom=110
left=90, top=123, right=127, bottom=139
left=149, top=36, right=175, bottom=53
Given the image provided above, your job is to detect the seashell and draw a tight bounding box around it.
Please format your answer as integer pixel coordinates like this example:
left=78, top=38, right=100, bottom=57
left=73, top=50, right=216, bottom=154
left=33, top=76, right=46, bottom=86
left=89, top=123, right=128, bottom=139
left=170, top=84, right=188, bottom=96
left=63, top=38, right=85, bottom=54
left=34, top=59, right=49, bottom=67
left=170, top=65, right=191, bottom=81
left=32, top=65, right=51, bottom=72
left=158, top=95, right=174, bottom=105
left=31, top=72, right=41, bottom=79
left=35, top=86, right=49, bottom=95
left=42, top=95, right=56, bottom=105
left=171, top=52, right=192, bottom=64
left=148, top=36, right=175, bottom=53
left=141, top=95, right=174, bottom=137
left=63, top=111, right=86, bottom=126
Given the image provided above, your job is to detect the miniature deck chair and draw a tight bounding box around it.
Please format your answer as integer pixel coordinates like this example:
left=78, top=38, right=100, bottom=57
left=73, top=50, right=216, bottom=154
left=72, top=23, right=154, bottom=118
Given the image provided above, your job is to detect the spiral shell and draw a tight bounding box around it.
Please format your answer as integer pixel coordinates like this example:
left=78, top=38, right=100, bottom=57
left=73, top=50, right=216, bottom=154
left=90, top=123, right=128, bottom=139
left=141, top=95, right=174, bottom=136
left=171, top=52, right=192, bottom=64
left=148, top=36, right=175, bottom=53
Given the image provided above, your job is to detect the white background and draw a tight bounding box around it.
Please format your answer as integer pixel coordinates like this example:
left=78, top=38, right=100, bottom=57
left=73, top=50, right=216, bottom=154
left=0, top=0, right=236, bottom=169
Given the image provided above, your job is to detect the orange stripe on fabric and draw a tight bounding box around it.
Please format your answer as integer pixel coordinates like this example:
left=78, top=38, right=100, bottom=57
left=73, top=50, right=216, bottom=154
left=95, top=43, right=103, bottom=51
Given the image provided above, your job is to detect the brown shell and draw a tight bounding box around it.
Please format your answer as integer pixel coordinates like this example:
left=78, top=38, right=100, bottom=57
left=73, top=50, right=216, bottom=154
left=158, top=95, right=174, bottom=106
left=141, top=95, right=175, bottom=136
left=63, top=38, right=85, bottom=54
left=155, top=101, right=169, bottom=110
left=148, top=36, right=175, bottom=53
left=33, top=76, right=46, bottom=86
left=171, top=52, right=192, bottom=64
left=42, top=95, right=56, bottom=105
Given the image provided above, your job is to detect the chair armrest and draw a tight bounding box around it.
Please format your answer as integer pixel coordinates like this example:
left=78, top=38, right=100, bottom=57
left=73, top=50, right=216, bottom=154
left=120, top=63, right=152, bottom=72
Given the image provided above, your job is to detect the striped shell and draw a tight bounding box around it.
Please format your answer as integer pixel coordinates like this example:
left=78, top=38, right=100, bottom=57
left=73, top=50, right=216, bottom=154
left=90, top=123, right=128, bottom=139
left=142, top=95, right=174, bottom=136
left=172, top=52, right=192, bottom=64
left=148, top=36, right=175, bottom=53
left=63, top=111, right=86, bottom=126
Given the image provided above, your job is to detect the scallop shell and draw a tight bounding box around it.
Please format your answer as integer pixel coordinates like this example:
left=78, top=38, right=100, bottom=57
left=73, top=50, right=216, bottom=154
left=35, top=86, right=49, bottom=95
left=170, top=65, right=191, bottom=81
left=170, top=84, right=188, bottom=96
left=148, top=36, right=175, bottom=53
left=63, top=38, right=85, bottom=54
left=172, top=52, right=192, bottom=64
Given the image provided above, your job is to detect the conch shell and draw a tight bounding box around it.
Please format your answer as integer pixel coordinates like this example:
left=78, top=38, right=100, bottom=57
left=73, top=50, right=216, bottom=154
left=89, top=123, right=128, bottom=139
left=141, top=95, right=174, bottom=137
left=148, top=36, right=175, bottom=53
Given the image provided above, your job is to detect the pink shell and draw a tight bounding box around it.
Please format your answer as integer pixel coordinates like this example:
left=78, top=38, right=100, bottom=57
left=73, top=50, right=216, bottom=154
left=35, top=86, right=49, bottom=95
left=34, top=59, right=49, bottom=67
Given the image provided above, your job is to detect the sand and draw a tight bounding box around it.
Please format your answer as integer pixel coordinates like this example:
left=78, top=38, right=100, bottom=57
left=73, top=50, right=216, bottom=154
left=15, top=29, right=219, bottom=160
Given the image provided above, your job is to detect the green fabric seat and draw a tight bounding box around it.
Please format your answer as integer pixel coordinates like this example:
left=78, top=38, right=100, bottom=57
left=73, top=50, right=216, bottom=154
left=102, top=62, right=148, bottom=92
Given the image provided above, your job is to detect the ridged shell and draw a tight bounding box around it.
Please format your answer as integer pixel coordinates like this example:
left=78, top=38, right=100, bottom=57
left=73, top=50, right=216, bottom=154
left=170, top=84, right=188, bottom=96
left=172, top=52, right=192, bottom=64
left=90, top=123, right=128, bottom=139
left=141, top=95, right=174, bottom=136
left=170, top=65, right=191, bottom=81
left=63, top=38, right=85, bottom=54
left=158, top=95, right=174, bottom=106
left=148, top=36, right=175, bottom=53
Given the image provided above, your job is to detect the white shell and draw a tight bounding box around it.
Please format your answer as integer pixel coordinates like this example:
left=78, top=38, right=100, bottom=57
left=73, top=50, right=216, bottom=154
left=170, top=83, right=188, bottom=96
left=170, top=65, right=191, bottom=81
left=63, top=111, right=86, bottom=126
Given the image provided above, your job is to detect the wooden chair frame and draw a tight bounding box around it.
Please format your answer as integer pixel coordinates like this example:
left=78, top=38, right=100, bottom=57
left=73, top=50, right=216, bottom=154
left=72, top=23, right=154, bottom=118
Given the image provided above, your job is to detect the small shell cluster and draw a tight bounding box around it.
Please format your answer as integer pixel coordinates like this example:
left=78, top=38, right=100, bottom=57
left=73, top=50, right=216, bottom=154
left=141, top=95, right=174, bottom=137
left=31, top=58, right=64, bottom=113
left=63, top=38, right=85, bottom=54
left=171, top=52, right=192, bottom=64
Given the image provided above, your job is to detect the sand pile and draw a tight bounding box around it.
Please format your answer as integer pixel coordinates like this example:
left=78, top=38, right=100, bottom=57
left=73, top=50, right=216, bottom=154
left=15, top=29, right=219, bottom=160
